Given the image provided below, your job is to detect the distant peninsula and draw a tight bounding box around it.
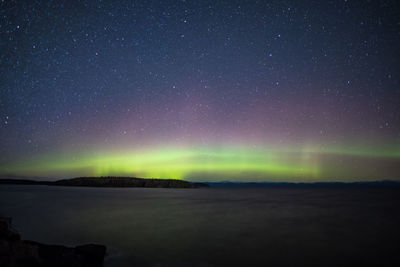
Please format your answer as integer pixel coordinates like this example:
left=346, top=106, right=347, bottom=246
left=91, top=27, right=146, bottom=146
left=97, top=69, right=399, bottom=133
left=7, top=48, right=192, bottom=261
left=0, top=176, right=209, bottom=189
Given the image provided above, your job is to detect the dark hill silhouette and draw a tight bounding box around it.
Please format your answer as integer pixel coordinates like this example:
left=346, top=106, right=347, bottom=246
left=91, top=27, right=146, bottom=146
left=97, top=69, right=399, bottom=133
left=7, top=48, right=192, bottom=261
left=0, top=176, right=209, bottom=188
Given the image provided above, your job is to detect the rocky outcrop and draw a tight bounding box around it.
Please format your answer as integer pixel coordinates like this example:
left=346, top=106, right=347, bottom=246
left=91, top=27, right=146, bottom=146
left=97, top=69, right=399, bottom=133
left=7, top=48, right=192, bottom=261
left=0, top=217, right=106, bottom=267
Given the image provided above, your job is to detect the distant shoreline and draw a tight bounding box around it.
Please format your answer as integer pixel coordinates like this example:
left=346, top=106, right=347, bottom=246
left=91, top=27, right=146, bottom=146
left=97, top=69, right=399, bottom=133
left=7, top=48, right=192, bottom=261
left=0, top=177, right=399, bottom=188
left=0, top=177, right=209, bottom=189
left=207, top=180, right=400, bottom=188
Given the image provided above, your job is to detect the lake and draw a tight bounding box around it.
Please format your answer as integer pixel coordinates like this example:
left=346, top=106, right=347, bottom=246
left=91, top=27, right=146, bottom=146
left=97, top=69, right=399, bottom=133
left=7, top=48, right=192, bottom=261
left=1, top=185, right=399, bottom=266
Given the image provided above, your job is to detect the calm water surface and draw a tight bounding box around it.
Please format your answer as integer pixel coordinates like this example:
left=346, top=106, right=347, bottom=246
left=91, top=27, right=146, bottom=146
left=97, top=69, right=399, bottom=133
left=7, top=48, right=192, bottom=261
left=0, top=185, right=399, bottom=267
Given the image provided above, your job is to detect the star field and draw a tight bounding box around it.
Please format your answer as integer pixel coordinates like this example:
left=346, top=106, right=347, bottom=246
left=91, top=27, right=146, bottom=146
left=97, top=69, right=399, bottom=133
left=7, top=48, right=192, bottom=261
left=1, top=0, right=399, bottom=181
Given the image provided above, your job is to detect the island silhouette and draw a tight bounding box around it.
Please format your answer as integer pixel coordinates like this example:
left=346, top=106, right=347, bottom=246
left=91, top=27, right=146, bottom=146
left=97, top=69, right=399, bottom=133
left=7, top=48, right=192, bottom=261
left=0, top=176, right=209, bottom=189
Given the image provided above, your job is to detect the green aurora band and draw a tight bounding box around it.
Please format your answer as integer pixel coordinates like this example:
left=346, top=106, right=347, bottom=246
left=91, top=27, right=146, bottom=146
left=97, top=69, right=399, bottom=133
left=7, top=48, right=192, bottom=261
left=1, top=144, right=399, bottom=182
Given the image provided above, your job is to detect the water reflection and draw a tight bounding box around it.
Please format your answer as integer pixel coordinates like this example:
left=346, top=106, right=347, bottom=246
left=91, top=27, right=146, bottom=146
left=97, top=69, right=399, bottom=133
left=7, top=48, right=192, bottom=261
left=1, top=185, right=399, bottom=266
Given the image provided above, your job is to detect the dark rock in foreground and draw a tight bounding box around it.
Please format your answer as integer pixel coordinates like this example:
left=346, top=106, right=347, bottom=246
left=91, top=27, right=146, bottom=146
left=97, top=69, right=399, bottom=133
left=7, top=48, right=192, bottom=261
left=0, top=217, right=106, bottom=267
left=0, top=177, right=209, bottom=188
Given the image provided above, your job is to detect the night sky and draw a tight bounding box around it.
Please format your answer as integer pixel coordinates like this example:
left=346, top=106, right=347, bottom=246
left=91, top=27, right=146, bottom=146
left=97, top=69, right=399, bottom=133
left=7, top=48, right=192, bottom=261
left=1, top=0, right=399, bottom=181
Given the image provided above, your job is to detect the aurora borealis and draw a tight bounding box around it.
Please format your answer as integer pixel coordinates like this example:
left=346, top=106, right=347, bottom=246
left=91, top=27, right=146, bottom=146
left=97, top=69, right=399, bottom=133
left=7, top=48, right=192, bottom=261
left=2, top=143, right=400, bottom=181
left=1, top=0, right=399, bottom=182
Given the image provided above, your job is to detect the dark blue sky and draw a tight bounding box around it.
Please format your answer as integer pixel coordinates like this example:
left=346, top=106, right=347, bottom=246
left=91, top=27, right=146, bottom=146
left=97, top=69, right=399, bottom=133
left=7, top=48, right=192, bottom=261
left=1, top=0, right=399, bottom=181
